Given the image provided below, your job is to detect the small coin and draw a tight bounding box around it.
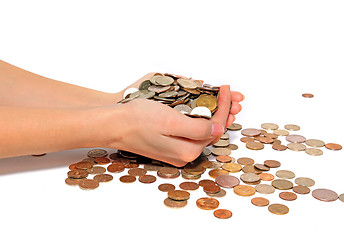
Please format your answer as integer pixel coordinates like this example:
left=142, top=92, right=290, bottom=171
left=68, top=163, right=77, bottom=170
left=284, top=124, right=301, bottom=131
left=237, top=157, right=255, bottom=165
left=293, top=185, right=310, bottom=194
left=107, top=163, right=125, bottom=173
left=179, top=181, right=199, bottom=191
left=197, top=94, right=218, bottom=112
left=196, top=197, right=220, bottom=210
left=254, top=164, right=270, bottom=171
left=88, top=166, right=106, bottom=175
left=220, top=133, right=229, bottom=140
left=208, top=169, right=229, bottom=178
left=264, top=160, right=281, bottom=168
left=305, top=148, right=323, bottom=156
left=242, top=164, right=262, bottom=174
left=211, top=148, right=231, bottom=156
left=158, top=183, right=175, bottom=192
left=241, top=128, right=261, bottom=137
left=312, top=188, right=338, bottom=202
left=259, top=173, right=275, bottom=181
left=79, top=179, right=99, bottom=190
left=177, top=78, right=198, bottom=89
left=93, top=174, right=113, bottom=183
left=157, top=167, right=180, bottom=179
left=302, top=93, right=314, bottom=98
left=338, top=194, right=344, bottom=202
left=213, top=139, right=230, bottom=148
left=222, top=162, right=242, bottom=173
left=227, top=144, right=238, bottom=150
left=75, top=161, right=93, bottom=170
left=128, top=168, right=147, bottom=176
left=203, top=184, right=221, bottom=194
left=65, top=177, right=81, bottom=186
left=67, top=169, right=88, bottom=179
left=94, top=157, right=111, bottom=165
left=213, top=209, right=232, bottom=219
left=143, top=164, right=162, bottom=172
left=199, top=179, right=216, bottom=187
left=276, top=170, right=295, bottom=179
left=215, top=175, right=240, bottom=188
left=233, top=185, right=256, bottom=197
left=216, top=155, right=233, bottom=163
left=295, top=177, right=315, bottom=187
left=206, top=189, right=227, bottom=198
left=246, top=142, right=264, bottom=150
left=305, top=139, right=325, bottom=148
left=255, top=136, right=274, bottom=144
left=168, top=190, right=190, bottom=201
left=272, top=179, right=293, bottom=190
left=174, top=104, right=192, bottom=114
left=119, top=175, right=136, bottom=183
left=286, top=134, right=306, bottom=143
left=268, top=204, right=289, bottom=215
left=251, top=197, right=270, bottom=207
left=155, top=76, right=174, bottom=86
left=279, top=191, right=297, bottom=201
left=325, top=143, right=342, bottom=150
left=202, top=148, right=212, bottom=156
left=240, top=173, right=260, bottom=183
left=273, top=129, right=289, bottom=136
left=240, top=137, right=255, bottom=143
left=272, top=144, right=288, bottom=151
left=164, top=198, right=188, bottom=208
left=87, top=149, right=108, bottom=158
left=255, top=184, right=275, bottom=194
left=227, top=123, right=242, bottom=131
left=287, top=142, right=306, bottom=151
left=261, top=123, right=279, bottom=130
left=139, top=175, right=157, bottom=184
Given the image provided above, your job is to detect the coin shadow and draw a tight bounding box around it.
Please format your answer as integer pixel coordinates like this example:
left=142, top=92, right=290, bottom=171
left=0, top=148, right=103, bottom=175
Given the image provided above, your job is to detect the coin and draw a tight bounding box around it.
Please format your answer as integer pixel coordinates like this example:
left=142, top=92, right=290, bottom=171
left=164, top=198, right=187, bottom=208
left=203, top=184, right=221, bottom=194
left=295, top=177, right=315, bottom=187
left=227, top=144, right=239, bottom=150
left=261, top=123, right=279, bottom=130
left=216, top=155, right=233, bottom=163
left=107, top=163, right=125, bottom=173
left=196, top=94, right=218, bottom=112
left=254, top=164, right=270, bottom=171
left=246, top=142, right=264, bottom=150
left=272, top=179, right=293, bottom=190
left=312, top=189, right=338, bottom=202
left=222, top=162, right=242, bottom=173
left=255, top=136, right=274, bottom=144
left=242, top=165, right=262, bottom=174
left=174, top=104, right=192, bottom=114
left=339, top=194, right=344, bottom=202
left=199, top=179, right=216, bottom=188
left=67, top=169, right=88, bottom=179
left=305, top=148, right=323, bottom=156
left=240, top=173, right=260, bottom=183
left=157, top=167, right=180, bottom=179
left=211, top=148, right=231, bottom=156
left=259, top=173, right=275, bottom=181
left=79, top=179, right=99, bottom=190
left=293, top=185, right=310, bottom=194
left=279, top=191, right=297, bottom=201
left=93, top=174, right=113, bottom=183
left=305, top=139, right=325, bottom=148
left=128, top=168, right=147, bottom=176
left=287, top=142, right=306, bottom=151
left=215, top=175, right=240, bottom=188
left=168, top=190, right=190, bottom=201
left=240, top=137, right=255, bottom=143
left=220, top=132, right=229, bottom=140
left=213, top=139, right=230, bottom=148
left=177, top=78, right=198, bottom=89
left=179, top=181, right=199, bottom=191
left=213, top=209, right=232, bottom=219
left=255, top=184, right=275, bottom=194
left=241, top=128, right=261, bottom=137
left=276, top=170, right=295, bottom=179
left=233, top=185, right=256, bottom=197
left=237, top=157, right=255, bottom=165
left=87, top=149, right=108, bottom=158
left=75, top=161, right=93, bottom=170
left=88, top=166, right=106, bottom=175
left=155, top=76, right=174, bottom=86
left=302, top=93, right=314, bottom=98
left=273, top=129, right=289, bottom=136
left=202, top=148, right=212, bottom=156
left=227, top=123, right=242, bottom=131
left=206, top=189, right=227, bottom=198
left=94, top=157, right=111, bottom=165
left=158, top=183, right=175, bottom=192
left=68, top=163, right=77, bottom=171
left=268, top=204, right=289, bottom=215
left=284, top=124, right=300, bottom=131
left=272, top=144, right=287, bottom=151
left=139, top=175, right=157, bottom=184
left=143, top=163, right=162, bottom=172
left=251, top=197, right=270, bottom=207
left=65, top=177, right=81, bottom=186
left=196, top=197, right=220, bottom=210
left=286, top=134, right=306, bottom=143
left=119, top=175, right=136, bottom=183
left=325, top=143, right=342, bottom=150
left=264, top=160, right=281, bottom=168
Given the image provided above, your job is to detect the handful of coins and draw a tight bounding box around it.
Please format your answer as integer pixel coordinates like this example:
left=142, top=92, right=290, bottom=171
left=119, top=73, right=222, bottom=119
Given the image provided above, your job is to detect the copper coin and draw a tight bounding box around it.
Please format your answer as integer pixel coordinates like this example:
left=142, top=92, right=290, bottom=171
left=255, top=184, right=275, bottom=194
left=233, top=185, right=256, bottom=197
left=208, top=169, right=229, bottom=178
left=312, top=188, right=338, bottom=202
left=65, top=177, right=81, bottom=186
left=179, top=181, right=199, bottom=190
left=293, top=185, right=310, bottom=194
left=241, top=128, right=261, bottom=137
left=206, top=189, right=227, bottom=198
left=255, top=136, right=274, bottom=144
left=220, top=132, right=229, bottom=140
left=242, top=165, right=262, bottom=174
left=284, top=124, right=300, bottom=131
left=78, top=179, right=99, bottom=190
left=286, top=134, right=306, bottom=143
left=139, top=175, right=157, bottom=184
left=272, top=144, right=287, bottom=151
left=213, top=209, right=232, bottom=219
left=107, top=163, right=125, bottom=173
left=144, top=164, right=162, bottom=172
left=93, top=174, right=113, bottom=182
left=240, top=137, right=255, bottom=143
left=279, top=191, right=297, bottom=201
left=325, top=143, right=342, bottom=150
left=264, top=160, right=281, bottom=168
left=69, top=163, right=77, bottom=170
left=227, top=123, right=242, bottom=131
left=216, top=155, right=232, bottom=163
left=168, top=190, right=190, bottom=201
left=203, top=184, right=221, bottom=194
left=196, top=197, right=220, bottom=210
left=302, top=93, right=314, bottom=98
left=88, top=166, right=106, bottom=175
left=199, top=179, right=216, bottom=188
left=263, top=133, right=278, bottom=139
left=276, top=170, right=295, bottom=179
left=222, top=162, right=242, bottom=173
left=184, top=164, right=205, bottom=175
left=87, top=149, right=108, bottom=158
left=119, top=175, right=136, bottom=183
left=259, top=173, right=275, bottom=181
left=94, top=157, right=111, bottom=165
left=215, top=175, right=240, bottom=188
left=75, top=161, right=93, bottom=170
left=128, top=168, right=147, bottom=176
left=158, top=183, right=175, bottom=192
left=295, top=177, right=315, bottom=187
left=246, top=141, right=264, bottom=150
left=237, top=157, right=255, bottom=165
left=268, top=204, right=289, bottom=215
left=251, top=197, right=270, bottom=207
left=164, top=198, right=187, bottom=208
left=67, top=169, right=88, bottom=179
left=272, top=179, right=293, bottom=190
left=254, top=164, right=270, bottom=171
left=157, top=167, right=180, bottom=178
left=273, top=139, right=282, bottom=145
left=124, top=163, right=140, bottom=168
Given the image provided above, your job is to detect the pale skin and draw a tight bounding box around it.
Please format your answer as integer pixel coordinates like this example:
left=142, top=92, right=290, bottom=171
left=0, top=60, right=244, bottom=167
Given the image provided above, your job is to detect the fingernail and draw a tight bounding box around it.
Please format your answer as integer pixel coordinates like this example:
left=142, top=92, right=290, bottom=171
left=211, top=123, right=224, bottom=137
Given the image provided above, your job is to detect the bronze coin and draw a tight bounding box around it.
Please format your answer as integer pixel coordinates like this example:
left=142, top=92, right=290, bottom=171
left=181, top=169, right=201, bottom=180
left=325, top=143, right=342, bottom=150
left=287, top=142, right=306, bottom=151
left=206, top=189, right=227, bottom=198
left=268, top=204, right=289, bottom=215
left=79, top=179, right=99, bottom=190
left=255, top=136, right=274, bottom=144
left=240, top=137, right=255, bottom=143
left=276, top=170, right=295, bottom=179
left=196, top=197, right=220, bottom=210
left=199, top=179, right=216, bottom=188
left=179, top=181, right=199, bottom=191
left=240, top=173, right=260, bottom=183
left=222, top=162, right=242, bottom=173
left=216, top=155, right=232, bottom=163
left=139, top=175, right=157, bottom=184
left=88, top=166, right=106, bottom=175
left=254, top=164, right=270, bottom=171
left=203, top=184, right=221, bottom=194
left=93, top=174, right=113, bottom=182
left=242, top=164, right=262, bottom=174
left=272, top=144, right=287, bottom=151
left=227, top=144, right=239, bottom=150
left=124, top=162, right=140, bottom=168
left=255, top=184, right=275, bottom=194
left=107, top=163, right=125, bottom=173
left=164, top=198, right=187, bottom=208
left=261, top=123, right=279, bottom=130
left=208, top=169, right=229, bottom=178
left=237, top=157, right=255, bottom=165
left=295, top=177, right=315, bottom=187
left=157, top=167, right=180, bottom=178
left=128, top=168, right=147, bottom=176
left=87, top=149, right=108, bottom=158
left=65, top=177, right=81, bottom=186
left=312, top=188, right=338, bottom=202
left=241, top=128, right=262, bottom=137
left=94, top=157, right=111, bottom=165
left=184, top=164, right=205, bottom=175
left=158, top=183, right=175, bottom=192
left=293, top=185, right=310, bottom=194
left=67, top=169, right=88, bottom=179
left=272, top=139, right=282, bottom=145
left=259, top=173, right=275, bottom=181
left=246, top=141, right=264, bottom=150
left=215, top=175, right=240, bottom=188
left=119, top=175, right=136, bottom=183
left=143, top=164, right=162, bottom=172
left=227, top=123, right=242, bottom=131
left=75, top=161, right=93, bottom=170
left=264, top=160, right=281, bottom=168
left=251, top=197, right=270, bottom=207
left=213, top=209, right=232, bottom=219
left=279, top=191, right=297, bottom=201
left=284, top=124, right=301, bottom=131
left=273, top=129, right=289, bottom=136
left=168, top=190, right=190, bottom=201
left=211, top=147, right=231, bottom=156
left=69, top=163, right=77, bottom=170
left=272, top=179, right=293, bottom=190
left=263, top=133, right=278, bottom=139
left=302, top=93, right=314, bottom=98
left=233, top=185, right=256, bottom=197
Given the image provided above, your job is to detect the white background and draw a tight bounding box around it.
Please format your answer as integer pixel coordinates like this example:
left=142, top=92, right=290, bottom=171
left=0, top=0, right=343, bottom=239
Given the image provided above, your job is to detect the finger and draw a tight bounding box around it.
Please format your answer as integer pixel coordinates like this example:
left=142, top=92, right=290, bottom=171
left=226, top=114, right=236, bottom=128
left=231, top=91, right=245, bottom=102
left=212, top=85, right=231, bottom=128
left=229, top=102, right=242, bottom=116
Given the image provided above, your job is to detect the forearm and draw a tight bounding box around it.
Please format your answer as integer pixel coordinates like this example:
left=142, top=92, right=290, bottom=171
left=0, top=60, right=122, bottom=107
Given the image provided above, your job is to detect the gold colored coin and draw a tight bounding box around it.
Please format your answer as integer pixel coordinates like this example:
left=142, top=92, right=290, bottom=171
left=227, top=123, right=242, bottom=131
left=233, top=185, right=256, bottom=197
left=221, top=162, right=242, bottom=173
left=255, top=184, right=275, bottom=194
left=261, top=123, right=279, bottom=130
left=213, top=139, right=230, bottom=148
left=251, top=197, right=270, bottom=207
left=196, top=197, right=219, bottom=210
left=305, top=139, right=325, bottom=147
left=295, top=177, right=315, bottom=187
left=273, top=129, right=289, bottom=136
left=208, top=169, right=229, bottom=178
left=196, top=94, right=218, bottom=112
left=276, top=170, right=295, bottom=179
left=268, top=204, right=289, bottom=215
left=272, top=179, right=293, bottom=190
left=287, top=143, right=306, bottom=151
left=305, top=148, right=323, bottom=156
left=246, top=141, right=264, bottom=150
left=284, top=124, right=300, bottom=131
left=237, top=157, right=255, bottom=165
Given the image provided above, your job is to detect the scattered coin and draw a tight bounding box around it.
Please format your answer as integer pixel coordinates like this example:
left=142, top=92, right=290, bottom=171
left=94, top=157, right=111, bottom=165
left=196, top=197, right=220, bottom=210
left=65, top=177, right=81, bottom=186
left=139, top=175, right=157, bottom=184
left=251, top=197, right=270, bottom=207
left=227, top=123, right=242, bottom=131
left=119, top=175, right=136, bottom=183
left=227, top=144, right=239, bottom=150
left=87, top=149, right=108, bottom=158
left=216, top=155, right=233, bottom=163
left=206, top=189, right=227, bottom=198
left=241, top=128, right=261, bottom=137
left=68, top=163, right=77, bottom=171
left=168, top=190, right=190, bottom=201
left=339, top=194, right=344, bottom=203
left=164, top=198, right=188, bottom=208
left=240, top=137, right=255, bottom=143
left=199, top=179, right=216, bottom=187
left=128, top=168, right=147, bottom=177
left=312, top=189, right=338, bottom=202
left=75, top=161, right=93, bottom=170
left=254, top=164, right=270, bottom=171
left=240, top=173, right=260, bottom=184
left=211, top=148, right=231, bottom=156
left=68, top=169, right=88, bottom=179
left=179, top=181, right=199, bottom=191
left=261, top=123, right=279, bottom=130
left=237, top=157, right=255, bottom=165
left=293, top=185, right=310, bottom=194
left=276, top=170, right=295, bottom=179
left=222, top=162, right=242, bottom=173
left=273, top=129, right=289, bottom=136
left=220, top=133, right=229, bottom=140
left=215, top=175, right=240, bottom=188
left=272, top=179, right=293, bottom=190
left=246, top=141, right=264, bottom=150
left=158, top=183, right=175, bottom=192
left=157, top=167, right=180, bottom=179
left=107, top=163, right=125, bottom=173
left=259, top=173, right=275, bottom=181
left=284, top=124, right=300, bottom=131
left=286, top=135, right=306, bottom=143
left=305, top=139, right=325, bottom=148
left=305, top=148, right=323, bottom=156
left=325, top=143, right=342, bottom=150
left=255, top=184, right=276, bottom=194
left=287, top=143, right=306, bottom=151
left=233, top=185, right=256, bottom=197
left=79, top=179, right=99, bottom=190
left=213, top=209, right=232, bottom=219
left=242, top=165, right=262, bottom=174
left=203, top=184, right=221, bottom=194
left=279, top=191, right=297, bottom=201
left=272, top=144, right=288, bottom=151
left=213, top=139, right=230, bottom=148
left=88, top=166, right=106, bottom=175
left=268, top=204, right=289, bottom=215
left=302, top=93, right=314, bottom=98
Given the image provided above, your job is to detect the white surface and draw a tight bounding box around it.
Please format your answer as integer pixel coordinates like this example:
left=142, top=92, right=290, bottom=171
left=0, top=0, right=344, bottom=239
